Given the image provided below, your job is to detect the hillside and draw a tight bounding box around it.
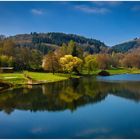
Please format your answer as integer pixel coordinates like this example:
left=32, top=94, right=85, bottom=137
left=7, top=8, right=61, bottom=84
left=7, top=32, right=108, bottom=54
left=2, top=33, right=140, bottom=54
left=110, top=38, right=140, bottom=53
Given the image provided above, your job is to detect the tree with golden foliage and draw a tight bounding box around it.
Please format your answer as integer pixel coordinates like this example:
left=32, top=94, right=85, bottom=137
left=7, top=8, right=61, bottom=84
left=59, top=55, right=83, bottom=76
left=84, top=55, right=98, bottom=74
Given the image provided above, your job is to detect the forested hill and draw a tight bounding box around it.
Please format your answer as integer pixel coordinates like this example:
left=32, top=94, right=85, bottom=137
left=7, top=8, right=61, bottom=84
left=110, top=38, right=140, bottom=53
left=2, top=32, right=140, bottom=54
left=6, top=32, right=108, bottom=54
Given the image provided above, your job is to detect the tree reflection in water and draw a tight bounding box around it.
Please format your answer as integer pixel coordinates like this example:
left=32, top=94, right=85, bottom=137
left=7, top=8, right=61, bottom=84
left=1, top=77, right=140, bottom=114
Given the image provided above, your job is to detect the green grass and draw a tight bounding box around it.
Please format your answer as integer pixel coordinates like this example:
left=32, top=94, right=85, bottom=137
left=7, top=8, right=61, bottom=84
left=28, top=72, right=68, bottom=82
left=0, top=73, right=27, bottom=85
left=1, top=68, right=140, bottom=86
left=0, top=72, right=79, bottom=85
left=107, top=68, right=140, bottom=75
left=82, top=68, right=140, bottom=75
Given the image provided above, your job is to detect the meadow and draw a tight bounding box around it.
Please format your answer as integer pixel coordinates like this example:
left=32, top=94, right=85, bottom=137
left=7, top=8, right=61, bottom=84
left=1, top=68, right=140, bottom=85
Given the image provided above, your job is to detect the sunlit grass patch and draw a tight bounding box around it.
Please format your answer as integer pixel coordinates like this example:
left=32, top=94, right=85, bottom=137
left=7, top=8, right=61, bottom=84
left=28, top=72, right=68, bottom=82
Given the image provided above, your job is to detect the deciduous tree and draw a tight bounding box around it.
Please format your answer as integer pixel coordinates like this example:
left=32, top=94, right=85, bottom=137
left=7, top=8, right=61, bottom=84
left=42, top=52, right=59, bottom=74
left=96, top=54, right=111, bottom=70
left=84, top=55, right=98, bottom=74
left=59, top=55, right=83, bottom=76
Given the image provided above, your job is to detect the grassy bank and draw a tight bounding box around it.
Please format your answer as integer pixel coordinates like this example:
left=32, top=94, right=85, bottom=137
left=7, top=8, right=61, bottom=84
left=82, top=68, right=140, bottom=75
left=0, top=72, right=79, bottom=85
left=107, top=68, right=140, bottom=75
left=1, top=68, right=140, bottom=86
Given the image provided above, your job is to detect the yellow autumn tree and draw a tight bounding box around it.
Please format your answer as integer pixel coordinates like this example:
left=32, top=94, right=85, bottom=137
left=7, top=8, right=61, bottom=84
left=59, top=55, right=83, bottom=77
left=84, top=55, right=98, bottom=74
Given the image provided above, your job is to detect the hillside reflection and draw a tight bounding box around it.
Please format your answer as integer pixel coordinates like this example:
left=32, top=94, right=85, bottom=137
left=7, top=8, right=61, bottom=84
left=1, top=77, right=140, bottom=114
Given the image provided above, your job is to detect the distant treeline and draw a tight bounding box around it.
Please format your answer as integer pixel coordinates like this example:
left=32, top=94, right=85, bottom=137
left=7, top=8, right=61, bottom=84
left=1, top=37, right=140, bottom=74
left=1, top=32, right=140, bottom=73
left=0, top=32, right=108, bottom=55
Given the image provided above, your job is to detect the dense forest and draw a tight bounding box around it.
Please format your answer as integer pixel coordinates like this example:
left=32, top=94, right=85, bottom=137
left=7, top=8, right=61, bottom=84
left=0, top=32, right=140, bottom=74
left=6, top=32, right=108, bottom=55
left=110, top=38, right=140, bottom=53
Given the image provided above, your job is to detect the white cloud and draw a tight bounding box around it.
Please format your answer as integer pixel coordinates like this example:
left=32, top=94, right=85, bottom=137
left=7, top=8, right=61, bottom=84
left=31, top=9, right=45, bottom=15
left=76, top=128, right=111, bottom=137
left=75, top=5, right=110, bottom=14
left=92, top=1, right=122, bottom=6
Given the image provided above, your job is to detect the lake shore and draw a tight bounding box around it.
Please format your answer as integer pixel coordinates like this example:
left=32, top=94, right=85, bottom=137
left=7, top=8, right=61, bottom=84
left=1, top=68, right=140, bottom=92
left=0, top=72, right=80, bottom=92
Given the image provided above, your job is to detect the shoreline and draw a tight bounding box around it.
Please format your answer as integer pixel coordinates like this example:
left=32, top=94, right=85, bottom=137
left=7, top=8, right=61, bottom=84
left=1, top=69, right=140, bottom=92
left=0, top=72, right=79, bottom=92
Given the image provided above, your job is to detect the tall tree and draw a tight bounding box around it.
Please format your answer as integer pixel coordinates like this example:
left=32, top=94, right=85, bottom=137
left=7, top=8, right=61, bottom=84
left=84, top=55, right=98, bottom=74
left=96, top=54, right=111, bottom=70
left=42, top=52, right=59, bottom=74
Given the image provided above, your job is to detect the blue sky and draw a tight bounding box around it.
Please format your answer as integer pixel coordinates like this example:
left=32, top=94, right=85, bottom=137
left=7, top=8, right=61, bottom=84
left=0, top=1, right=140, bottom=46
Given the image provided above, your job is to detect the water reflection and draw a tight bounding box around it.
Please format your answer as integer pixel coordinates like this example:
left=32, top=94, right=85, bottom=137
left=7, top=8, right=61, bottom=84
left=1, top=76, right=140, bottom=114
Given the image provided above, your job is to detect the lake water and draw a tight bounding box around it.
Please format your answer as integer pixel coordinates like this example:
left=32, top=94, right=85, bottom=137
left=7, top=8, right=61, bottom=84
left=1, top=74, right=140, bottom=138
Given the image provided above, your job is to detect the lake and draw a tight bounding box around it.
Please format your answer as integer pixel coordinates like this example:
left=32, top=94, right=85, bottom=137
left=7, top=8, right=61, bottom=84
left=1, top=74, right=140, bottom=138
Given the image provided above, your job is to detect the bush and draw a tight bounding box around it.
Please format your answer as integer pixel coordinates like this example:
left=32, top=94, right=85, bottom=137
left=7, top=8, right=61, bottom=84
left=98, top=70, right=110, bottom=76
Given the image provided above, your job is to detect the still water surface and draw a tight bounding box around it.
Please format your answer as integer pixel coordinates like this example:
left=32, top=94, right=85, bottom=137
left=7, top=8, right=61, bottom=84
left=1, top=74, right=140, bottom=138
